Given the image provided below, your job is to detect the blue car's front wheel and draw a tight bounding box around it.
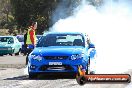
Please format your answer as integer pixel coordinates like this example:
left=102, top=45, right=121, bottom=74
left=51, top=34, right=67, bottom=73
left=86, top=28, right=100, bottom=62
left=29, top=73, right=38, bottom=79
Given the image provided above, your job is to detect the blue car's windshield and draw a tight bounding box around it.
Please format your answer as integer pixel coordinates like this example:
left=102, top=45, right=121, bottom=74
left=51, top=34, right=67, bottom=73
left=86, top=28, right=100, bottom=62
left=37, top=34, right=84, bottom=47
left=36, top=35, right=42, bottom=40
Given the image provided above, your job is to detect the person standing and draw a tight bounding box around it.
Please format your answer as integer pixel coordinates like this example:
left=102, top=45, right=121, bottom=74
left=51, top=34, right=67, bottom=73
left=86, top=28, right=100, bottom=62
left=26, top=21, right=37, bottom=65
left=23, top=32, right=27, bottom=56
left=26, top=22, right=37, bottom=47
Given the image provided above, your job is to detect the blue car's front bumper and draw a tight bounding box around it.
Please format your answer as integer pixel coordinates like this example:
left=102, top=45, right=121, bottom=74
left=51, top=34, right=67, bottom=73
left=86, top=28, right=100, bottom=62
left=28, top=57, right=87, bottom=74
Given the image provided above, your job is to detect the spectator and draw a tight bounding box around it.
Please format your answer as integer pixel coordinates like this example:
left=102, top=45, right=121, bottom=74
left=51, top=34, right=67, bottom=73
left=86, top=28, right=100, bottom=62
left=26, top=21, right=37, bottom=65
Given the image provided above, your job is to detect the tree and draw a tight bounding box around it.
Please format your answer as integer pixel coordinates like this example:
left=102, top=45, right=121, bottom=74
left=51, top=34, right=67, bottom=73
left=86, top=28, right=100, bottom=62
left=10, top=0, right=103, bottom=34
left=0, top=0, right=11, bottom=22
left=0, top=0, right=13, bottom=29
left=11, top=0, right=55, bottom=34
left=10, top=0, right=83, bottom=34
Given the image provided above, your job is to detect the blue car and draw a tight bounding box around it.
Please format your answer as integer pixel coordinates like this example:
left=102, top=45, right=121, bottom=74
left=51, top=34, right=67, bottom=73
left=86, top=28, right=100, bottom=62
left=28, top=32, right=96, bottom=78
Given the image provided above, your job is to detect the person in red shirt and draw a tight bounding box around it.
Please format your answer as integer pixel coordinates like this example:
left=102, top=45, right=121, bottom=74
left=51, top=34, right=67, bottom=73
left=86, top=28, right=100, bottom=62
left=26, top=22, right=37, bottom=47
left=25, top=21, right=37, bottom=65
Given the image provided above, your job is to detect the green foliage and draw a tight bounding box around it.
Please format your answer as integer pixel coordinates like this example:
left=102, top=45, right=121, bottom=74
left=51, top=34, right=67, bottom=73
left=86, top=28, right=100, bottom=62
left=1, top=0, right=102, bottom=35
left=0, top=0, right=17, bottom=35
left=10, top=0, right=82, bottom=34
left=0, top=29, right=9, bottom=35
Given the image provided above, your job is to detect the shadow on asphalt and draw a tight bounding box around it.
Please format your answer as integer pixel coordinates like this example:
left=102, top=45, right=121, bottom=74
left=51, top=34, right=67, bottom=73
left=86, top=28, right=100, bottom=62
left=4, top=75, right=29, bottom=80
left=4, top=74, right=76, bottom=80
left=0, top=68, right=6, bottom=70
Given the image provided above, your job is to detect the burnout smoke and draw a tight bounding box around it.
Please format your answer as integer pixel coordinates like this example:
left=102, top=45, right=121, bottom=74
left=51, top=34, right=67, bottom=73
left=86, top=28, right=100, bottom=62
left=24, top=65, right=28, bottom=75
left=51, top=0, right=132, bottom=73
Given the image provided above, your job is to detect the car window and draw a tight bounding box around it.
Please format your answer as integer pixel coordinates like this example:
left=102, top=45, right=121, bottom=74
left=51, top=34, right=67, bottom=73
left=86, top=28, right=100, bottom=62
left=0, top=37, right=13, bottom=43
left=17, top=36, right=24, bottom=42
left=14, top=37, right=19, bottom=43
left=8, top=37, right=14, bottom=44
left=37, top=34, right=84, bottom=47
left=36, top=35, right=42, bottom=39
left=0, top=37, right=7, bottom=42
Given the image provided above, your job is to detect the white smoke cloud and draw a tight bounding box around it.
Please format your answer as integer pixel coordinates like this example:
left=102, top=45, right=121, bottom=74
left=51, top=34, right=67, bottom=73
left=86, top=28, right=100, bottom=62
left=51, top=0, right=132, bottom=74
left=24, top=65, right=28, bottom=75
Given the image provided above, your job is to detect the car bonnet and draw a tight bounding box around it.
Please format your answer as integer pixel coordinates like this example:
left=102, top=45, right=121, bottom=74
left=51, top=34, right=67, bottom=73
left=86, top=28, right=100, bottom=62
left=31, top=46, right=84, bottom=56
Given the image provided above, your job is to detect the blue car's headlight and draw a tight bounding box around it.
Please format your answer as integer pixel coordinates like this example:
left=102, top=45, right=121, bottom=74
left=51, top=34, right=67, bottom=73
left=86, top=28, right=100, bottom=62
left=31, top=55, right=43, bottom=61
left=70, top=53, right=84, bottom=60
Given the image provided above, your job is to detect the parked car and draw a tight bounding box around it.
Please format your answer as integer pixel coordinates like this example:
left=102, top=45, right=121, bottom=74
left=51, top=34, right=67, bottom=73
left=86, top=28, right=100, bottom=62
left=0, top=36, right=22, bottom=56
left=16, top=35, right=42, bottom=55
left=16, top=35, right=26, bottom=54
left=28, top=32, right=96, bottom=78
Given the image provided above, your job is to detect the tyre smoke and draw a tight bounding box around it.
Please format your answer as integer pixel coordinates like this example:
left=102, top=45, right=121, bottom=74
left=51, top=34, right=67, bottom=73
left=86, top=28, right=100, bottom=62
left=51, top=0, right=132, bottom=73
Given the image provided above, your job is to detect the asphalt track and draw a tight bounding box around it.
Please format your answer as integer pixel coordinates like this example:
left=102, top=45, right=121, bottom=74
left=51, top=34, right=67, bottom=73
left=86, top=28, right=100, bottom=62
left=0, top=55, right=131, bottom=88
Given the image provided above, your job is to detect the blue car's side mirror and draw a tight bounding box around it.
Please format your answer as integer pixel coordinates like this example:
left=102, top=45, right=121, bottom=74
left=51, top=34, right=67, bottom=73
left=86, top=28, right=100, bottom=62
left=89, top=43, right=95, bottom=48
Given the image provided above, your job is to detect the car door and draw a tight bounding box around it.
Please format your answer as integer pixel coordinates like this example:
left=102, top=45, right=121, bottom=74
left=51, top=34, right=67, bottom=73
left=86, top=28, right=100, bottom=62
left=86, top=35, right=96, bottom=59
left=13, top=37, right=21, bottom=53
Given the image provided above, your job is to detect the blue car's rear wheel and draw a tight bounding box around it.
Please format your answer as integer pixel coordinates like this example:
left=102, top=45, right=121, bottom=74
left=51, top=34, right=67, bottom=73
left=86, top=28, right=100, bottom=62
left=86, top=57, right=95, bottom=74
left=86, top=58, right=90, bottom=74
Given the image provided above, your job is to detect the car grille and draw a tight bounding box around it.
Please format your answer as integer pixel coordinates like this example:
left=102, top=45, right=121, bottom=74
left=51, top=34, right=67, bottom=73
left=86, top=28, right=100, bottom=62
left=0, top=48, right=8, bottom=50
left=44, top=56, right=69, bottom=60
left=39, top=65, right=73, bottom=71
